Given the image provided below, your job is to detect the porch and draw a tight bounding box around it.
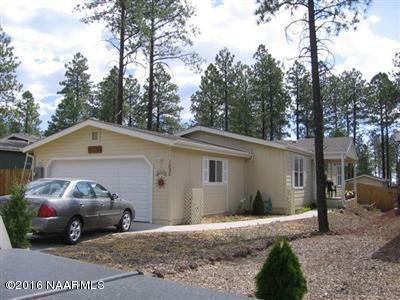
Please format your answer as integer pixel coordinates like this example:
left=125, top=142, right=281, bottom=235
left=324, top=153, right=358, bottom=207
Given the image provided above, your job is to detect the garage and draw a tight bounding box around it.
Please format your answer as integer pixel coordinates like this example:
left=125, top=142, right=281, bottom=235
left=47, top=157, right=152, bottom=222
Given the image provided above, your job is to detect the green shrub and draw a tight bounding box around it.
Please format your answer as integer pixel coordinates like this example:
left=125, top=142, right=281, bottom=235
left=0, top=185, right=32, bottom=248
left=252, top=190, right=265, bottom=215
left=255, top=237, right=307, bottom=300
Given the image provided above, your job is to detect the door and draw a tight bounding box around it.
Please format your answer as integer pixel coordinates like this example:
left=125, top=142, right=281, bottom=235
left=48, top=158, right=152, bottom=222
left=89, top=182, right=121, bottom=226
left=72, top=181, right=102, bottom=228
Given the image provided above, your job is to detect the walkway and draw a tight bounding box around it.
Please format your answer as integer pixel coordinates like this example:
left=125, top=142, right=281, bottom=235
left=129, top=210, right=317, bottom=234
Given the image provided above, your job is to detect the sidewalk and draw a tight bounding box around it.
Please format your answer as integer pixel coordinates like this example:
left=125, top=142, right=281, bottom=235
left=129, top=210, right=317, bottom=234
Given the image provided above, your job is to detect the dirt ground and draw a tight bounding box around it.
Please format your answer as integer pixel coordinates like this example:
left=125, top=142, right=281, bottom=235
left=47, top=204, right=400, bottom=299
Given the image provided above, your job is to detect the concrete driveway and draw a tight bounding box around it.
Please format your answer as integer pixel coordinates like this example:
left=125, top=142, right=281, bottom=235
left=1, top=249, right=244, bottom=300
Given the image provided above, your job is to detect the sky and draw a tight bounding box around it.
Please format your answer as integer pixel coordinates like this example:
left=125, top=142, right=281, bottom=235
left=0, top=0, right=399, bottom=131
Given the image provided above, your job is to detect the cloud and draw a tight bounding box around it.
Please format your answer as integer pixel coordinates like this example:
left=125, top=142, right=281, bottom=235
left=0, top=0, right=398, bottom=130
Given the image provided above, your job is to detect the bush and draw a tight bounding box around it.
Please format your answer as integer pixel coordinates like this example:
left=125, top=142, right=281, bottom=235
left=0, top=185, right=32, bottom=248
left=252, top=190, right=265, bottom=215
left=255, top=237, right=307, bottom=300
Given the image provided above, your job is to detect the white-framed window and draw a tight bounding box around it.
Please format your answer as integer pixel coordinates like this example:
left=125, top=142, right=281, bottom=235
left=203, top=157, right=228, bottom=185
left=336, top=164, right=342, bottom=186
left=293, top=156, right=305, bottom=188
left=91, top=131, right=99, bottom=141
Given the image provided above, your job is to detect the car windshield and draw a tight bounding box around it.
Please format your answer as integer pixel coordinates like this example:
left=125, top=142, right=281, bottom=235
left=26, top=180, right=70, bottom=197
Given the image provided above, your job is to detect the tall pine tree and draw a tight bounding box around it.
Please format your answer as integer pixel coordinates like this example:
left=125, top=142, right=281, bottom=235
left=144, top=65, right=182, bottom=133
left=191, top=64, right=223, bottom=128
left=46, top=53, right=92, bottom=136
left=251, top=45, right=289, bottom=140
left=14, top=91, right=41, bottom=135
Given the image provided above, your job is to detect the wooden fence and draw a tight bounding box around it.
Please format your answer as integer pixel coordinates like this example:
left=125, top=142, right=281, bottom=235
left=0, top=169, right=30, bottom=196
left=353, top=182, right=398, bottom=211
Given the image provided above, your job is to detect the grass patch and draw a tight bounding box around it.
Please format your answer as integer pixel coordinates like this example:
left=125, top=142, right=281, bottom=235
left=201, top=214, right=277, bottom=224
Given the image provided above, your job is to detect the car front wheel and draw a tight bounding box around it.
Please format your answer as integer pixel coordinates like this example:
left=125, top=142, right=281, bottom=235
left=65, top=217, right=83, bottom=245
left=117, top=211, right=131, bottom=232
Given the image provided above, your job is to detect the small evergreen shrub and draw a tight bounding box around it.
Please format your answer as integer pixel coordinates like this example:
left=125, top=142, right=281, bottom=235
left=255, top=237, right=307, bottom=300
left=0, top=185, right=32, bottom=248
left=252, top=190, right=265, bottom=215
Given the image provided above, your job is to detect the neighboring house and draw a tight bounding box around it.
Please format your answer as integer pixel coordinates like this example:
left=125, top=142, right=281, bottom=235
left=23, top=120, right=358, bottom=225
left=0, top=134, right=39, bottom=169
left=346, top=174, right=388, bottom=188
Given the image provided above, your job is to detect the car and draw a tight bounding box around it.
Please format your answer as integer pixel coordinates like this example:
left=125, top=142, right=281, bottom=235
left=1, top=178, right=135, bottom=244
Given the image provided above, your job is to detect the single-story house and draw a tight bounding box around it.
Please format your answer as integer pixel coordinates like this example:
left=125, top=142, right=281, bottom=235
left=0, top=134, right=39, bottom=169
left=346, top=174, right=388, bottom=188
left=23, top=120, right=358, bottom=225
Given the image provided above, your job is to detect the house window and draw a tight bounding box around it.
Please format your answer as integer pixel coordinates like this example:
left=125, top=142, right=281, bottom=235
left=336, top=164, right=342, bottom=186
left=293, top=156, right=304, bottom=188
left=91, top=131, right=99, bottom=141
left=203, top=158, right=228, bottom=185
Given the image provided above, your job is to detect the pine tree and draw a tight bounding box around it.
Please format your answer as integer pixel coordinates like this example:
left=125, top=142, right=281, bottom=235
left=93, top=67, right=119, bottom=123
left=215, top=48, right=236, bottom=131
left=368, top=73, right=397, bottom=179
left=230, top=62, right=255, bottom=136
left=256, top=0, right=372, bottom=233
left=191, top=64, right=224, bottom=128
left=76, top=0, right=143, bottom=125
left=14, top=91, right=41, bottom=135
left=0, top=27, right=22, bottom=136
left=251, top=45, right=289, bottom=140
left=286, top=61, right=313, bottom=139
left=45, top=53, right=92, bottom=135
left=124, top=75, right=145, bottom=127
left=143, top=65, right=182, bottom=133
left=140, top=0, right=201, bottom=130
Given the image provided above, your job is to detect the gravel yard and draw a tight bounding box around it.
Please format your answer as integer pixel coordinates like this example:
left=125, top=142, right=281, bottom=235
left=47, top=204, right=400, bottom=299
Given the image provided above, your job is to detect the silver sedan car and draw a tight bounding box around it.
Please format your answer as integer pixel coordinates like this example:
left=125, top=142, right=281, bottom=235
left=23, top=178, right=135, bottom=244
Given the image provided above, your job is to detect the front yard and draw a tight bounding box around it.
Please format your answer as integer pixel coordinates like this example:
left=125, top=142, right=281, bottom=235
left=47, top=204, right=400, bottom=299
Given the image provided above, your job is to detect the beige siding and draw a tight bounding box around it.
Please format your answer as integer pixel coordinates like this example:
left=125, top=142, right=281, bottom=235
left=32, top=126, right=173, bottom=224
left=169, top=148, right=246, bottom=224
left=184, top=131, right=288, bottom=214
left=284, top=152, right=314, bottom=208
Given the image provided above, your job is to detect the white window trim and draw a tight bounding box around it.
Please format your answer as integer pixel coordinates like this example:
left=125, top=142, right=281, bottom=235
left=292, top=155, right=305, bottom=189
left=336, top=163, right=343, bottom=187
left=202, top=156, right=228, bottom=186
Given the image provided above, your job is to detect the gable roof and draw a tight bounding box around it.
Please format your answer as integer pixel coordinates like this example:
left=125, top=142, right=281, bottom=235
left=4, top=133, right=40, bottom=143
left=345, top=174, right=388, bottom=183
left=0, top=133, right=40, bottom=152
left=23, top=119, right=252, bottom=158
left=177, top=126, right=314, bottom=156
left=276, top=137, right=357, bottom=160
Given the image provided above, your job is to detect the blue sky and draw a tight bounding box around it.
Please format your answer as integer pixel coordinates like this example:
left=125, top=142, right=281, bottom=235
left=0, top=0, right=399, bottom=131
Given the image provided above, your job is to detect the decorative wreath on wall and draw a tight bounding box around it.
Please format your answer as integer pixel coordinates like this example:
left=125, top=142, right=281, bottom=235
left=156, top=169, right=168, bottom=188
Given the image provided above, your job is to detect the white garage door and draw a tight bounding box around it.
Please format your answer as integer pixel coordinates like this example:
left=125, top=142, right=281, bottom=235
left=48, top=158, right=152, bottom=222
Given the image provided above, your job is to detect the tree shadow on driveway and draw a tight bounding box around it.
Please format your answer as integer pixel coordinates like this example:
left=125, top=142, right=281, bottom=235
left=371, top=233, right=400, bottom=262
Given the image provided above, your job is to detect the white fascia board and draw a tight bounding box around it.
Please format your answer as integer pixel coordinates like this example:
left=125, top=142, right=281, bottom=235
left=177, top=126, right=288, bottom=150
left=174, top=140, right=253, bottom=158
left=23, top=119, right=176, bottom=152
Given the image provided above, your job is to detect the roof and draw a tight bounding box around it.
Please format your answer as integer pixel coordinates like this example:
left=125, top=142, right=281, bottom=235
left=176, top=126, right=314, bottom=156
left=4, top=133, right=40, bottom=143
left=345, top=174, right=388, bottom=183
left=23, top=119, right=253, bottom=159
left=0, top=134, right=40, bottom=152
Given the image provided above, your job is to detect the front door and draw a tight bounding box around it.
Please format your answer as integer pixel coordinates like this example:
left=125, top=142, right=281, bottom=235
left=89, top=182, right=121, bottom=226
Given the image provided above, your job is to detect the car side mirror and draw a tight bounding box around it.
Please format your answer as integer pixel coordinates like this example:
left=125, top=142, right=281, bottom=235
left=111, top=193, right=119, bottom=201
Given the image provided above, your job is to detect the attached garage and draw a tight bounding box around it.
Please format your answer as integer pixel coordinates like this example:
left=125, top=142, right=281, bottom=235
left=48, top=157, right=152, bottom=222
left=23, top=119, right=251, bottom=225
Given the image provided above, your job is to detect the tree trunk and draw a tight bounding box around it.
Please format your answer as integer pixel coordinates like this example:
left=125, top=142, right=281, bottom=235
left=296, top=78, right=300, bottom=139
left=156, top=95, right=160, bottom=132
left=384, top=105, right=390, bottom=181
left=261, top=99, right=266, bottom=139
left=146, top=0, right=155, bottom=130
left=379, top=102, right=386, bottom=179
left=116, top=0, right=126, bottom=125
left=308, top=0, right=329, bottom=233
left=352, top=91, right=357, bottom=145
left=224, top=68, right=229, bottom=131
